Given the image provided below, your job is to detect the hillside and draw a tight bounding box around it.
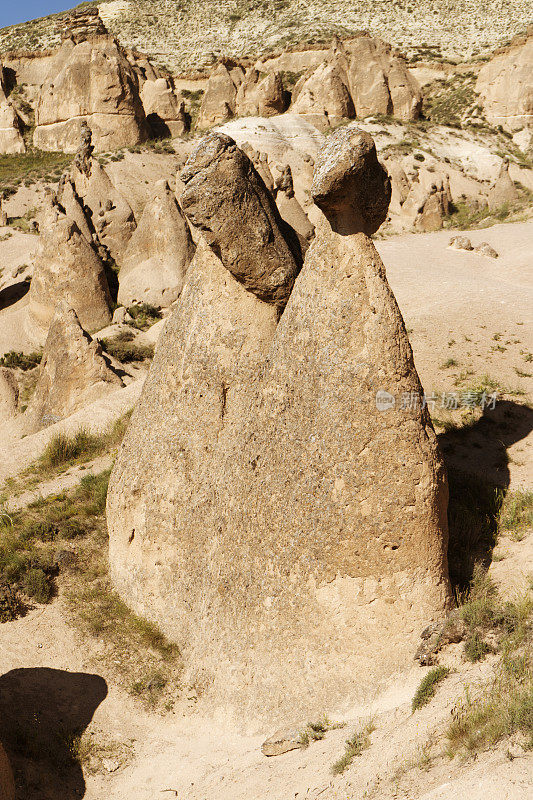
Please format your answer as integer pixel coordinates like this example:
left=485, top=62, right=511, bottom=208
left=0, top=0, right=532, bottom=73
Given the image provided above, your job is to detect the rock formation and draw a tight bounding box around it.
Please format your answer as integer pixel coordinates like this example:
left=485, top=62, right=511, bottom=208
left=0, top=62, right=26, bottom=154
left=141, top=78, right=190, bottom=137
left=0, top=742, right=14, bottom=800
left=487, top=159, right=519, bottom=210
left=274, top=164, right=315, bottom=246
left=180, top=132, right=302, bottom=308
left=117, top=179, right=195, bottom=307
left=29, top=204, right=112, bottom=338
left=33, top=34, right=149, bottom=152
left=235, top=67, right=288, bottom=117
left=291, top=59, right=354, bottom=130
left=476, top=32, right=533, bottom=131
left=68, top=126, right=137, bottom=264
left=0, top=367, right=18, bottom=424
left=449, top=235, right=473, bottom=251
left=25, top=303, right=123, bottom=432
left=197, top=61, right=244, bottom=130
left=107, top=127, right=450, bottom=721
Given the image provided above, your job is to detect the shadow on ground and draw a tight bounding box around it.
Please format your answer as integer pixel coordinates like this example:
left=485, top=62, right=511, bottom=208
left=0, top=667, right=107, bottom=800
left=439, top=399, right=533, bottom=592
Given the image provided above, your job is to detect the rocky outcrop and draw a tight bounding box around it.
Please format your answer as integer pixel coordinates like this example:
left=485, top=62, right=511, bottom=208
left=180, top=132, right=302, bottom=308
left=68, top=126, right=136, bottom=263
left=141, top=78, right=190, bottom=137
left=0, top=367, right=18, bottom=424
left=400, top=176, right=450, bottom=231
left=0, top=742, right=15, bottom=800
left=0, top=62, right=26, bottom=154
left=117, top=179, right=195, bottom=307
left=274, top=164, right=315, bottom=247
left=33, top=35, right=148, bottom=152
left=25, top=303, right=123, bottom=431
left=235, top=67, right=288, bottom=117
left=291, top=37, right=421, bottom=126
left=29, top=205, right=112, bottom=338
left=476, top=33, right=533, bottom=131
left=487, top=159, right=519, bottom=210
left=107, top=127, right=450, bottom=721
left=196, top=61, right=244, bottom=130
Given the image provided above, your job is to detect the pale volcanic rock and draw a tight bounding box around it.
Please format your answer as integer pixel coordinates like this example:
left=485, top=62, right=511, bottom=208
left=180, top=132, right=302, bottom=308
left=0, top=62, right=26, bottom=154
left=274, top=164, right=315, bottom=246
left=384, top=159, right=410, bottom=215
left=235, top=67, right=288, bottom=118
left=476, top=33, right=533, bottom=131
left=141, top=77, right=190, bottom=137
left=197, top=61, right=244, bottom=130
left=56, top=176, right=94, bottom=243
left=290, top=60, right=354, bottom=130
left=0, top=743, right=14, bottom=800
left=487, top=159, right=519, bottom=210
left=107, top=127, right=450, bottom=721
left=33, top=35, right=149, bottom=152
left=117, top=180, right=195, bottom=308
left=29, top=209, right=112, bottom=338
left=0, top=368, right=18, bottom=424
left=25, top=303, right=123, bottom=432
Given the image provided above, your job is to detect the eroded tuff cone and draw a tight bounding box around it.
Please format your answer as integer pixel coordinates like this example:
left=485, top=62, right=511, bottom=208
left=235, top=67, right=288, bottom=118
left=0, top=368, right=18, bottom=424
left=180, top=132, right=302, bottom=308
left=117, top=180, right=195, bottom=307
left=25, top=303, right=123, bottom=432
left=29, top=209, right=112, bottom=338
left=274, top=164, right=315, bottom=247
left=141, top=78, right=190, bottom=138
left=311, top=124, right=391, bottom=234
left=107, top=128, right=450, bottom=721
left=476, top=32, right=533, bottom=131
left=488, top=159, right=519, bottom=211
left=0, top=742, right=15, bottom=800
left=196, top=61, right=244, bottom=130
left=291, top=59, right=355, bottom=130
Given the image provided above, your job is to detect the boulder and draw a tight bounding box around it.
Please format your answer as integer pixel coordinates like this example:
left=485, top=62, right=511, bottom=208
left=29, top=206, right=112, bottom=338
left=180, top=132, right=302, bottom=308
left=33, top=35, right=148, bottom=152
left=235, top=67, right=287, bottom=117
left=261, top=727, right=305, bottom=757
left=291, top=59, right=354, bottom=130
left=474, top=241, right=498, bottom=258
left=487, top=159, right=519, bottom=210
left=476, top=34, right=533, bottom=131
left=25, top=303, right=123, bottom=432
left=197, top=62, right=244, bottom=130
left=117, top=180, right=195, bottom=307
left=107, top=126, right=450, bottom=721
left=0, top=742, right=14, bottom=800
left=0, top=63, right=26, bottom=155
left=0, top=368, right=18, bottom=424
left=449, top=235, right=473, bottom=251
left=141, top=78, right=190, bottom=138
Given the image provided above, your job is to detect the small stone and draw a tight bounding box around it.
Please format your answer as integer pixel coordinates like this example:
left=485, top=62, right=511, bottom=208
left=261, top=727, right=305, bottom=757
left=474, top=241, right=499, bottom=258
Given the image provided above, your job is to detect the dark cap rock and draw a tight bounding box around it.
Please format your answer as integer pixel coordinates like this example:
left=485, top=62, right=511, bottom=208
left=311, top=125, right=391, bottom=235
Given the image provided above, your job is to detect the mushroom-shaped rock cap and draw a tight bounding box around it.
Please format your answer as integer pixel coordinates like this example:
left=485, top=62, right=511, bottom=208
left=180, top=132, right=302, bottom=309
left=311, top=125, right=391, bottom=235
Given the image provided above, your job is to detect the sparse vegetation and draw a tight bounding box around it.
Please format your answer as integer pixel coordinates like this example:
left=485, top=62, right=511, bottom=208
left=331, top=721, right=375, bottom=774
left=0, top=350, right=42, bottom=370
left=499, top=490, right=533, bottom=538
left=412, top=666, right=450, bottom=711
left=0, top=151, right=71, bottom=193
left=100, top=331, right=154, bottom=363
left=298, top=716, right=345, bottom=747
left=126, top=303, right=162, bottom=331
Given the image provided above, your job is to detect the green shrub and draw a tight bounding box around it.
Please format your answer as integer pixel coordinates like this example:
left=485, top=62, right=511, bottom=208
left=40, top=430, right=102, bottom=469
left=100, top=336, right=154, bottom=363
left=0, top=350, right=41, bottom=370
left=463, top=631, right=492, bottom=662
left=412, top=666, right=450, bottom=711
left=500, top=490, right=533, bottom=537
left=0, top=585, right=27, bottom=622
left=23, top=567, right=53, bottom=602
left=331, top=721, right=375, bottom=774
left=126, top=303, right=162, bottom=331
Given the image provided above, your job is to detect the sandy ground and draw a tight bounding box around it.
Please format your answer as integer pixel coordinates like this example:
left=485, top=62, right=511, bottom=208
left=0, top=219, right=532, bottom=799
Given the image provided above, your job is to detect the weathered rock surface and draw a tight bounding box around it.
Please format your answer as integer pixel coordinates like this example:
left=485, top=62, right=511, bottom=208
left=235, top=67, right=287, bottom=118
left=474, top=241, right=499, bottom=258
left=117, top=180, right=195, bottom=307
left=449, top=235, right=473, bottom=251
left=107, top=127, right=450, bottom=721
left=0, top=367, right=18, bottom=424
left=141, top=77, right=189, bottom=137
left=0, top=62, right=26, bottom=154
left=261, top=727, right=305, bottom=757
left=274, top=163, right=315, bottom=247
left=25, top=303, right=123, bottom=432
left=180, top=132, right=302, bottom=308
left=290, top=59, right=354, bottom=130
left=385, top=159, right=410, bottom=216
left=0, top=742, right=15, bottom=800
left=197, top=61, right=244, bottom=130
left=33, top=35, right=148, bottom=152
left=476, top=33, right=533, bottom=131
left=29, top=207, right=112, bottom=338
left=487, top=159, right=519, bottom=210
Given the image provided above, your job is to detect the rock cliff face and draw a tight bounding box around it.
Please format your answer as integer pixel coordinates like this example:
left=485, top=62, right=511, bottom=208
left=197, top=61, right=244, bottom=130
left=476, top=32, right=533, bottom=131
left=25, top=303, right=123, bottom=432
left=107, top=127, right=450, bottom=722
left=0, top=367, right=18, bottom=424
left=33, top=34, right=149, bottom=152
left=0, top=61, right=26, bottom=154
